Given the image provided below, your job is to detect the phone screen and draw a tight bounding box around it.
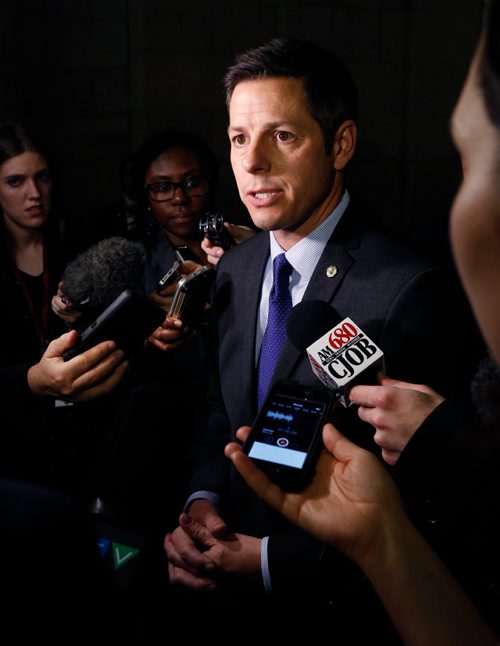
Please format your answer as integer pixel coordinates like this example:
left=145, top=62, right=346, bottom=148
left=247, top=393, right=327, bottom=470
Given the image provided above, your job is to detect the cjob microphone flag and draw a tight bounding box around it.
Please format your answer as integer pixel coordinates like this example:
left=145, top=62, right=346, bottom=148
left=307, top=317, right=384, bottom=406
left=286, top=300, right=384, bottom=407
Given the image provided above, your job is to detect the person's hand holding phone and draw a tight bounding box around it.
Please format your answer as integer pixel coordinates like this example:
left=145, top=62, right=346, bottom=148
left=239, top=380, right=333, bottom=491
left=28, top=330, right=128, bottom=402
left=166, top=263, right=215, bottom=329
left=146, top=315, right=188, bottom=352
left=147, top=260, right=203, bottom=351
left=148, top=260, right=202, bottom=313
left=149, top=280, right=178, bottom=314
left=225, top=422, right=407, bottom=568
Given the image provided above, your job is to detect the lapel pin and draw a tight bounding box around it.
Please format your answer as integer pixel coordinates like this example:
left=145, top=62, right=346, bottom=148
left=326, top=265, right=338, bottom=278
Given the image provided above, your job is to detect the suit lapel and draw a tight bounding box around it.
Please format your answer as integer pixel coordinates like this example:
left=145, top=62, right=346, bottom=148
left=272, top=206, right=361, bottom=383
left=235, top=236, right=270, bottom=418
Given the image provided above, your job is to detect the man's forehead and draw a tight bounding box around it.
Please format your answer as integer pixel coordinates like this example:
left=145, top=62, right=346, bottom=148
left=228, top=77, right=309, bottom=123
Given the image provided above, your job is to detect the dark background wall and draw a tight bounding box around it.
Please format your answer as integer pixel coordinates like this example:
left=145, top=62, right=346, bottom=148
left=0, top=0, right=483, bottom=263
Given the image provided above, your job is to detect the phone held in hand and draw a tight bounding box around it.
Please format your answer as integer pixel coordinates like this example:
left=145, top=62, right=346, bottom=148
left=242, top=380, right=333, bottom=491
left=63, top=289, right=165, bottom=361
left=157, top=259, right=182, bottom=291
left=167, top=264, right=216, bottom=328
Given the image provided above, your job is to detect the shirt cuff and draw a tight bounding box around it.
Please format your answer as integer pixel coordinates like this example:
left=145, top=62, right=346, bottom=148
left=184, top=490, right=221, bottom=512
left=261, top=536, right=272, bottom=594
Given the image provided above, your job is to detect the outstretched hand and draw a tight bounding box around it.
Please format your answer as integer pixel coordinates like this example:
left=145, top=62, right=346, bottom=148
left=201, top=222, right=255, bottom=266
left=349, top=373, right=444, bottom=464
left=225, top=423, right=406, bottom=568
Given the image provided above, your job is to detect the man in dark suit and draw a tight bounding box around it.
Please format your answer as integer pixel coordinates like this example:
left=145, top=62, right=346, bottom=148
left=164, top=38, right=481, bottom=616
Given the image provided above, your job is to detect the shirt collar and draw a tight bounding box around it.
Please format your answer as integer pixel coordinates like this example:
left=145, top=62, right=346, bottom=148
left=269, top=189, right=350, bottom=281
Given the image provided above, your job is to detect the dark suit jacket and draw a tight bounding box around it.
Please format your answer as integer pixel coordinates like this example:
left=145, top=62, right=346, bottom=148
left=392, top=357, right=500, bottom=635
left=188, top=201, right=483, bottom=608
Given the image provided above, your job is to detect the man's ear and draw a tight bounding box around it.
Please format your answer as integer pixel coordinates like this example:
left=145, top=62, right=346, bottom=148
left=332, top=120, right=357, bottom=170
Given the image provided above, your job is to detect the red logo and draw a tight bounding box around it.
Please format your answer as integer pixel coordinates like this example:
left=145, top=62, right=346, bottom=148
left=328, top=321, right=358, bottom=350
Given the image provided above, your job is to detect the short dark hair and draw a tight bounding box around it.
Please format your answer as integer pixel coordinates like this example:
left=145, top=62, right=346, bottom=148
left=128, top=128, right=219, bottom=206
left=223, top=38, right=358, bottom=152
left=481, top=0, right=500, bottom=128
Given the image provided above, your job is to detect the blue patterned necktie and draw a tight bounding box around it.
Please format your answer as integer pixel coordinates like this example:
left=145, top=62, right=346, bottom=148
left=257, top=253, right=293, bottom=408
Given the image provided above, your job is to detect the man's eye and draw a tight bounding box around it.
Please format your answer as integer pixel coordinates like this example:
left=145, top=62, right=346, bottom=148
left=276, top=131, right=293, bottom=142
left=6, top=176, right=22, bottom=187
left=156, top=182, right=172, bottom=192
left=233, top=134, right=246, bottom=145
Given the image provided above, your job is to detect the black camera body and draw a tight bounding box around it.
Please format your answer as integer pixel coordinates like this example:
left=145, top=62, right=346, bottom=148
left=199, top=211, right=235, bottom=250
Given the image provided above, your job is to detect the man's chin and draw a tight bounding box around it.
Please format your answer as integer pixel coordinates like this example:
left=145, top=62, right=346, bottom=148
left=246, top=208, right=285, bottom=232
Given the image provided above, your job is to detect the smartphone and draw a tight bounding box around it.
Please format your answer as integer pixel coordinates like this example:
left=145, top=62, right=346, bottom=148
left=173, top=245, right=200, bottom=264
left=167, top=264, right=216, bottom=327
left=242, top=380, right=333, bottom=491
left=63, top=288, right=165, bottom=361
left=157, top=259, right=182, bottom=291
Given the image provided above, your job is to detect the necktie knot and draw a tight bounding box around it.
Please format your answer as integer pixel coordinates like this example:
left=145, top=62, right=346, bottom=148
left=257, top=254, right=293, bottom=408
left=270, top=253, right=292, bottom=302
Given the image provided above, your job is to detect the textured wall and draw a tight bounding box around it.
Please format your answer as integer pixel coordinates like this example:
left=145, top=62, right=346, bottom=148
left=0, top=0, right=483, bottom=262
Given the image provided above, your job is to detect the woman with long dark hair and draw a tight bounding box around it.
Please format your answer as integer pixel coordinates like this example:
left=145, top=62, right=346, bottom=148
left=0, top=121, right=127, bottom=498
left=0, top=122, right=65, bottom=358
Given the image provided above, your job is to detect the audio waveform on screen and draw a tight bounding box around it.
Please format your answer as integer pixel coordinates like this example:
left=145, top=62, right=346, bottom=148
left=265, top=410, right=293, bottom=423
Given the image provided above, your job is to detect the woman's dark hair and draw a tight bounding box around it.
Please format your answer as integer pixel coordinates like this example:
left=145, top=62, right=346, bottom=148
left=0, top=122, right=60, bottom=269
left=128, top=128, right=219, bottom=207
left=0, top=121, right=53, bottom=168
left=481, top=0, right=500, bottom=127
left=223, top=38, right=358, bottom=152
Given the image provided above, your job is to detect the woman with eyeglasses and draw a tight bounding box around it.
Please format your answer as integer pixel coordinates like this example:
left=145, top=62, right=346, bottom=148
left=131, top=130, right=215, bottom=286
left=124, top=128, right=254, bottom=353
left=88, top=130, right=223, bottom=528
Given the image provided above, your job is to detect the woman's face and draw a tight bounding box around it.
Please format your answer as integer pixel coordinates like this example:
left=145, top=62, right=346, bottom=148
left=0, top=151, right=52, bottom=233
left=144, top=146, right=211, bottom=244
left=450, top=35, right=500, bottom=363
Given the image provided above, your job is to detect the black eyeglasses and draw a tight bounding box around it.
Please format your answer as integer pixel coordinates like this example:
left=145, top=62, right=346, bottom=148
left=144, top=175, right=210, bottom=202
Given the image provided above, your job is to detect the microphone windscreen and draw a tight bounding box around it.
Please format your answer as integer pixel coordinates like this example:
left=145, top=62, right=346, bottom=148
left=62, top=236, right=147, bottom=313
left=286, top=299, right=342, bottom=352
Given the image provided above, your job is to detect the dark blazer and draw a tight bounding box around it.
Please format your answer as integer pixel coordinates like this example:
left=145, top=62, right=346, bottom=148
left=392, top=356, right=500, bottom=635
left=188, top=201, right=482, bottom=607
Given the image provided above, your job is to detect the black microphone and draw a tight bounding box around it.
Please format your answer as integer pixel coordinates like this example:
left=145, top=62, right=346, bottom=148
left=198, top=212, right=235, bottom=250
left=62, top=237, right=147, bottom=320
left=287, top=299, right=384, bottom=407
left=286, top=299, right=343, bottom=350
left=61, top=237, right=167, bottom=359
